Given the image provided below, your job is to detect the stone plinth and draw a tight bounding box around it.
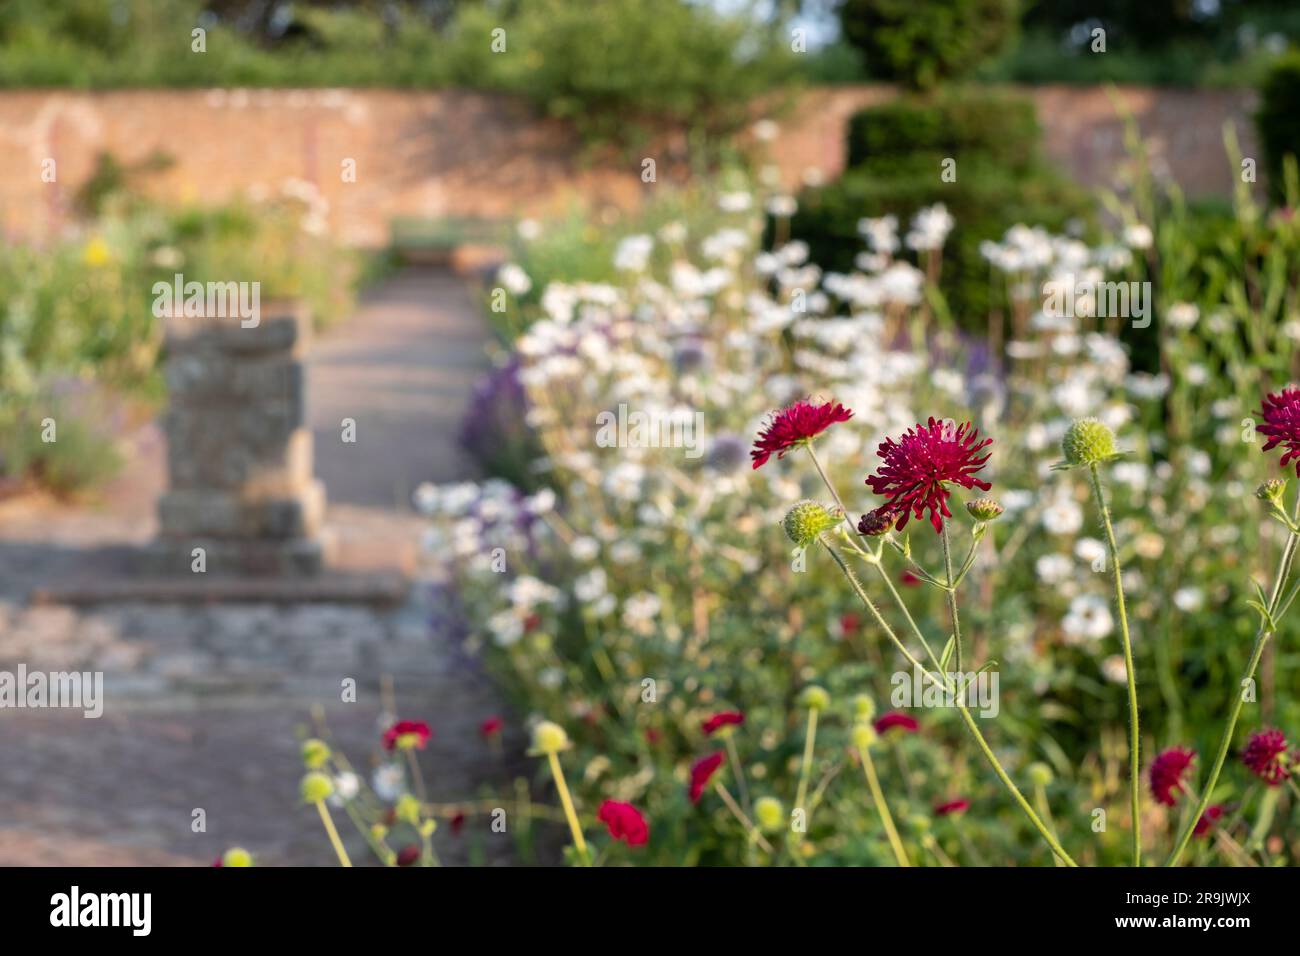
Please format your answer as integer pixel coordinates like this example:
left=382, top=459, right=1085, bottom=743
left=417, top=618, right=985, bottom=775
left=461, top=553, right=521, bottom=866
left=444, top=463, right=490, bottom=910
left=147, top=303, right=327, bottom=576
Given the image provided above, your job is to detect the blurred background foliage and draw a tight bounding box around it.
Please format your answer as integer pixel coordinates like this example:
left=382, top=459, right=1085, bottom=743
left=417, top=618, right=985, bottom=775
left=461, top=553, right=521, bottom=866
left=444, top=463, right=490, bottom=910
left=3, top=1, right=1299, bottom=140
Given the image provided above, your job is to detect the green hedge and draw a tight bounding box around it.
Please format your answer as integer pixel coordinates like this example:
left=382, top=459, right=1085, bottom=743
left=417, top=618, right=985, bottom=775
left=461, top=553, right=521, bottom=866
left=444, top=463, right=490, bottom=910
left=791, top=90, right=1090, bottom=325
left=845, top=91, right=1041, bottom=170
left=1257, top=52, right=1300, bottom=203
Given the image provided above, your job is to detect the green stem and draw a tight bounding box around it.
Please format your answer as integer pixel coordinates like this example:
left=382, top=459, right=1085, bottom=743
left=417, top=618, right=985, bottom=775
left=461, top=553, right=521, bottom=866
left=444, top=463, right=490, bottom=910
left=1087, top=462, right=1142, bottom=867
left=725, top=734, right=752, bottom=818
left=794, top=708, right=819, bottom=826
left=822, top=539, right=1077, bottom=865
left=1165, top=497, right=1300, bottom=866
left=714, top=780, right=774, bottom=855
left=547, top=751, right=590, bottom=865
left=940, top=520, right=963, bottom=674
left=858, top=745, right=910, bottom=866
left=314, top=800, right=352, bottom=868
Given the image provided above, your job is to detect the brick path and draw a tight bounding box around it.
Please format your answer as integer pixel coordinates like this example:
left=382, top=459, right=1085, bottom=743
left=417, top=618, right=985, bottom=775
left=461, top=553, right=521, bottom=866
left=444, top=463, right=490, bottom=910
left=0, top=267, right=525, bottom=866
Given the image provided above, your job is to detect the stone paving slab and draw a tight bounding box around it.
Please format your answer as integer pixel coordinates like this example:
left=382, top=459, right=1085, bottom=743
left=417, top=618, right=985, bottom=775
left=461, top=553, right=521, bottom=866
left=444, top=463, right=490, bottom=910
left=0, top=268, right=518, bottom=866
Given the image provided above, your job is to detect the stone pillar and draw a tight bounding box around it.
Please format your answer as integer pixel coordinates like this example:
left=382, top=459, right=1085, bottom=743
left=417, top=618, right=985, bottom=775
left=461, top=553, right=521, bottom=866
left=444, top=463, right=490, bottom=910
left=148, top=303, right=326, bottom=576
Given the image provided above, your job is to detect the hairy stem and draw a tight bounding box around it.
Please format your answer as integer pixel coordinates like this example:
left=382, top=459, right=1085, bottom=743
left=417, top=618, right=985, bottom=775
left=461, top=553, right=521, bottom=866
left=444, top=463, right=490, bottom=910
left=941, top=520, right=963, bottom=673
left=822, top=538, right=1078, bottom=865
left=1165, top=498, right=1300, bottom=866
left=1087, top=462, right=1142, bottom=867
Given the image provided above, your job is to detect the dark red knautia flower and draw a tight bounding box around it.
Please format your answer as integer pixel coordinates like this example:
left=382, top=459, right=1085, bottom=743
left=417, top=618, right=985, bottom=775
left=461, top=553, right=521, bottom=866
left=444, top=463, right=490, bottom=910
left=382, top=719, right=433, bottom=751
left=874, top=711, right=919, bottom=735
left=480, top=716, right=504, bottom=738
left=702, top=711, right=745, bottom=736
left=865, top=418, right=993, bottom=533
left=1259, top=388, right=1300, bottom=476
left=1194, top=804, right=1226, bottom=838
left=751, top=399, right=853, bottom=469
left=395, top=845, right=421, bottom=866
left=689, top=751, right=725, bottom=804
left=597, top=800, right=649, bottom=847
left=1150, top=746, right=1196, bottom=806
left=933, top=798, right=970, bottom=817
left=1242, top=728, right=1292, bottom=786
left=450, top=811, right=466, bottom=835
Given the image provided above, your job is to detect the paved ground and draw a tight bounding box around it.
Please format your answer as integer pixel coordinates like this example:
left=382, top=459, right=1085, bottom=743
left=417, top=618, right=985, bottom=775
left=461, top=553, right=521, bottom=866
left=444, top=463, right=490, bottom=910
left=0, top=267, right=528, bottom=866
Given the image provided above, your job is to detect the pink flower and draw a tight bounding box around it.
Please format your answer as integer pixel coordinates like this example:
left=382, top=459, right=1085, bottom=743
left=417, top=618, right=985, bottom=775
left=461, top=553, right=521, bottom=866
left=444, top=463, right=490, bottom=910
left=1149, top=746, right=1196, bottom=806
left=480, top=716, right=504, bottom=738
left=865, top=418, right=992, bottom=533
left=702, top=711, right=745, bottom=736
left=689, top=752, right=725, bottom=804
left=597, top=800, right=649, bottom=846
left=1241, top=729, right=1292, bottom=786
left=751, top=400, right=853, bottom=469
left=1259, top=388, right=1300, bottom=475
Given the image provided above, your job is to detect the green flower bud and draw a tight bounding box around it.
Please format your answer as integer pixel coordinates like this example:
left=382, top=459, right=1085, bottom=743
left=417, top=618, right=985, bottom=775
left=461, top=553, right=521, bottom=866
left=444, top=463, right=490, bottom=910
left=370, top=823, right=389, bottom=842
left=300, top=771, right=334, bottom=804
left=851, top=722, right=878, bottom=751
left=529, top=720, right=571, bottom=755
left=220, top=847, right=253, bottom=867
left=395, top=793, right=422, bottom=825
left=799, top=685, right=830, bottom=712
left=908, top=814, right=931, bottom=834
left=419, top=818, right=438, bottom=838
left=301, top=738, right=331, bottom=770
left=1059, top=417, right=1120, bottom=468
left=1028, top=762, right=1054, bottom=787
left=1257, top=478, right=1286, bottom=506
left=783, top=500, right=840, bottom=547
left=754, top=796, right=784, bottom=833
left=966, top=497, right=1004, bottom=522
left=853, top=694, right=877, bottom=722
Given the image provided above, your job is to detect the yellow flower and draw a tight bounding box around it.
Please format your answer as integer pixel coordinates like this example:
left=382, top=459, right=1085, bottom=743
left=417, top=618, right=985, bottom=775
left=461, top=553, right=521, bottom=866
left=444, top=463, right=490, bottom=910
left=82, top=236, right=111, bottom=267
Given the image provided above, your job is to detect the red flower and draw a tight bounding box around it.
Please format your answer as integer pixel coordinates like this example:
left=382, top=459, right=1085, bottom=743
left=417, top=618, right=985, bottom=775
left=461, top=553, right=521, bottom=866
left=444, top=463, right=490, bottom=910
left=597, top=800, right=649, bottom=847
left=382, top=719, right=432, bottom=751
left=1259, top=388, right=1300, bottom=475
left=1242, top=729, right=1292, bottom=786
left=480, top=716, right=504, bottom=738
left=874, top=711, right=919, bottom=735
left=933, top=798, right=970, bottom=816
left=839, top=613, right=861, bottom=635
left=865, top=418, right=993, bottom=533
left=900, top=569, right=922, bottom=588
left=1149, top=746, right=1196, bottom=806
left=450, top=811, right=466, bottom=835
left=395, top=845, right=421, bottom=866
left=1194, top=804, right=1226, bottom=838
left=702, top=711, right=745, bottom=736
left=751, top=399, right=853, bottom=469
left=645, top=728, right=661, bottom=745
left=689, top=751, right=725, bottom=804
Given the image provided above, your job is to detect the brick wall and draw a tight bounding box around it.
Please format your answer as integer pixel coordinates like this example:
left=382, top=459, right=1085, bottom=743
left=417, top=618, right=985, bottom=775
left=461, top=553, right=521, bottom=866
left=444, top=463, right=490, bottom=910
left=0, top=86, right=1260, bottom=246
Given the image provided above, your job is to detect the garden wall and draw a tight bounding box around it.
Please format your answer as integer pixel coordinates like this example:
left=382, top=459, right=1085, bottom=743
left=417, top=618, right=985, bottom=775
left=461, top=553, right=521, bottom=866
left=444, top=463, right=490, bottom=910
left=0, top=86, right=1259, bottom=247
